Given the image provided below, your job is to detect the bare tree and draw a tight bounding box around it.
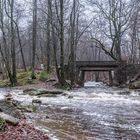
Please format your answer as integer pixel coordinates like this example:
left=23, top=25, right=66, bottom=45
left=88, top=0, right=134, bottom=61
left=2, top=0, right=18, bottom=85
left=0, top=0, right=13, bottom=83
left=69, top=0, right=77, bottom=85
left=46, top=0, right=51, bottom=72
left=31, top=0, right=37, bottom=79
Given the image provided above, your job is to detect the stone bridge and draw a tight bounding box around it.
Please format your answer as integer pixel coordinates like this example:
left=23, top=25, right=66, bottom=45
left=76, top=61, right=127, bottom=86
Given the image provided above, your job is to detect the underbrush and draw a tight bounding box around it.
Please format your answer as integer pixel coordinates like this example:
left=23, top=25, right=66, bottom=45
left=0, top=118, right=6, bottom=131
left=0, top=69, right=41, bottom=87
left=0, top=67, right=55, bottom=87
left=39, top=70, right=50, bottom=81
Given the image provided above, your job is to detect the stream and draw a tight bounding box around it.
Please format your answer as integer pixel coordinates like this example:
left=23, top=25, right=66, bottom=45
left=2, top=82, right=140, bottom=140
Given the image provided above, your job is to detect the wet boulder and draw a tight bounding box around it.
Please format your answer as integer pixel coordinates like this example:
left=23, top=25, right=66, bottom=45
left=23, top=88, right=38, bottom=95
left=68, top=95, right=73, bottom=99
left=17, top=104, right=37, bottom=113
left=23, top=88, right=65, bottom=97
left=0, top=112, right=19, bottom=126
left=129, top=80, right=140, bottom=89
left=32, top=99, right=42, bottom=104
left=0, top=100, right=21, bottom=118
left=0, top=100, right=20, bottom=126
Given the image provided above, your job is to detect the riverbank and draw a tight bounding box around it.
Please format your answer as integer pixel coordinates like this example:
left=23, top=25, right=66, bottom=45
left=0, top=96, right=50, bottom=140
left=0, top=69, right=57, bottom=88
left=1, top=69, right=140, bottom=139
left=0, top=69, right=58, bottom=140
left=0, top=116, right=49, bottom=140
left=1, top=81, right=140, bottom=139
left=7, top=81, right=140, bottom=140
left=0, top=71, right=68, bottom=140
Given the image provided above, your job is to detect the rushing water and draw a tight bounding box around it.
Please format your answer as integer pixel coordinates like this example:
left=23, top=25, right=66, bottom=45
left=3, top=82, right=140, bottom=140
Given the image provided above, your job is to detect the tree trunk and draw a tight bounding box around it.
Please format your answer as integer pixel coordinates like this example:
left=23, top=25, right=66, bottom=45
left=46, top=0, right=51, bottom=72
left=16, top=24, right=27, bottom=71
left=70, top=0, right=76, bottom=86
left=10, top=0, right=17, bottom=86
left=31, top=0, right=37, bottom=79
left=59, top=0, right=65, bottom=85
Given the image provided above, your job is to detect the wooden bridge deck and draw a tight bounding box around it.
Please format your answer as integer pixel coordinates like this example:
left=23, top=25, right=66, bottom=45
left=76, top=61, right=126, bottom=71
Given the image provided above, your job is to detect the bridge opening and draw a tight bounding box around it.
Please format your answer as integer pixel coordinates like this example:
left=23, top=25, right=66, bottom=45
left=76, top=61, right=126, bottom=86
left=84, top=71, right=114, bottom=83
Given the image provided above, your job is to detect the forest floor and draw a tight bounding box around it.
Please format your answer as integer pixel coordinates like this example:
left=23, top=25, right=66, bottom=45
left=0, top=69, right=58, bottom=88
left=0, top=116, right=49, bottom=140
left=0, top=69, right=58, bottom=140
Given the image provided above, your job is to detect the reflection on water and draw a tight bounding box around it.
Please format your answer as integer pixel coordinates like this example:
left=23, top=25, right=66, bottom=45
left=6, top=82, right=140, bottom=139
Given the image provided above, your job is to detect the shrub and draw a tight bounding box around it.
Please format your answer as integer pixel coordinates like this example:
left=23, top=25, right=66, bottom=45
left=0, top=118, right=6, bottom=131
left=39, top=71, right=50, bottom=81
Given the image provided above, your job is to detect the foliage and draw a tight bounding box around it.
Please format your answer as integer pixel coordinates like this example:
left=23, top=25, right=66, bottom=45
left=0, top=117, right=6, bottom=131
left=17, top=69, right=34, bottom=85
left=30, top=72, right=36, bottom=80
left=49, top=66, right=55, bottom=73
left=0, top=79, right=10, bottom=87
left=39, top=71, right=50, bottom=81
left=54, top=81, right=71, bottom=90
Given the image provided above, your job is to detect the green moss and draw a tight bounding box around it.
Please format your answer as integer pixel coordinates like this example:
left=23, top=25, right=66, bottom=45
left=17, top=69, right=41, bottom=86
left=17, top=70, right=32, bottom=86
left=0, top=68, right=52, bottom=87
left=49, top=66, right=55, bottom=73
left=54, top=82, right=71, bottom=90
left=32, top=105, right=37, bottom=112
left=17, top=70, right=31, bottom=79
left=0, top=117, right=6, bottom=131
left=0, top=79, right=10, bottom=87
left=0, top=69, right=34, bottom=86
left=39, top=71, right=50, bottom=81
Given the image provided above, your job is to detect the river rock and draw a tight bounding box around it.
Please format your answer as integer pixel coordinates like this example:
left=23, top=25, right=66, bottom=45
left=32, top=99, right=42, bottom=104
left=46, top=78, right=56, bottom=82
left=0, top=112, right=19, bottom=125
left=0, top=100, right=21, bottom=118
left=68, top=95, right=73, bottom=99
left=23, top=88, right=38, bottom=95
left=23, top=88, right=65, bottom=97
left=46, top=116, right=49, bottom=119
left=129, top=81, right=140, bottom=89
left=18, top=105, right=36, bottom=113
